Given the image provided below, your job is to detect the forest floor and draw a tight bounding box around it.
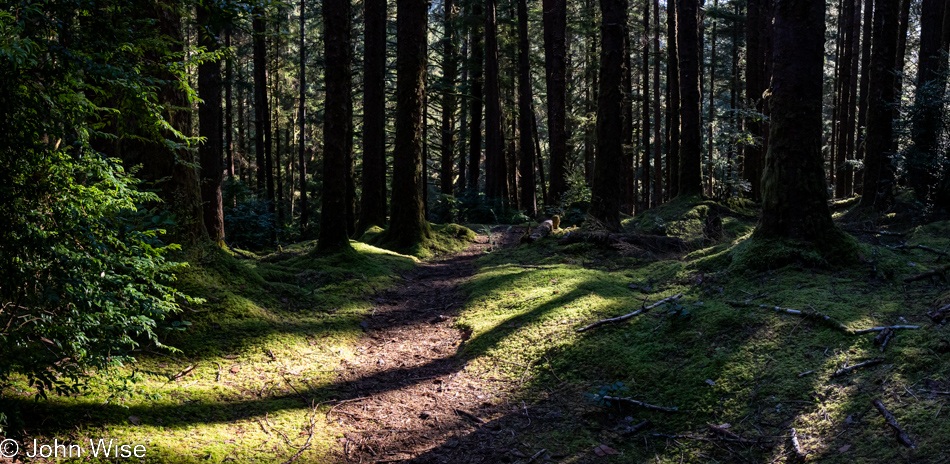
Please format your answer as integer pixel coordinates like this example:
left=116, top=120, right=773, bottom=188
left=5, top=198, right=950, bottom=464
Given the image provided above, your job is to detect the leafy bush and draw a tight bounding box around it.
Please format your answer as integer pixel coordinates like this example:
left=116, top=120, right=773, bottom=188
left=0, top=1, right=198, bottom=410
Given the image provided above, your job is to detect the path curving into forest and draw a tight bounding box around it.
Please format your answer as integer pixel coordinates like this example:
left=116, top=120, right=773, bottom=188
left=327, top=230, right=528, bottom=463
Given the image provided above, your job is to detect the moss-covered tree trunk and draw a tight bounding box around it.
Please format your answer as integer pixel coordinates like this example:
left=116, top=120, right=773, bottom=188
left=197, top=2, right=224, bottom=244
left=859, top=0, right=900, bottom=211
left=754, top=0, right=848, bottom=256
left=385, top=0, right=433, bottom=250
left=317, top=0, right=353, bottom=253
left=589, top=0, right=626, bottom=232
left=543, top=0, right=568, bottom=203
left=358, top=0, right=388, bottom=234
left=676, top=0, right=702, bottom=197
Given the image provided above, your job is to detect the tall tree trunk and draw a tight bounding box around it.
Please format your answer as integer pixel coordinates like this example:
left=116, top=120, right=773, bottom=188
left=440, top=0, right=458, bottom=196
left=237, top=55, right=247, bottom=183
left=458, top=34, right=469, bottom=193
left=584, top=0, right=598, bottom=186
left=386, top=0, right=432, bottom=249
left=743, top=0, right=763, bottom=201
left=623, top=30, right=635, bottom=212
left=197, top=3, right=225, bottom=243
left=517, top=0, right=537, bottom=216
left=590, top=0, right=626, bottom=231
left=907, top=0, right=949, bottom=203
left=484, top=0, right=507, bottom=201
left=859, top=0, right=900, bottom=210
left=298, top=0, right=309, bottom=234
left=676, top=0, right=702, bottom=197
left=358, top=0, right=388, bottom=233
left=543, top=0, right=568, bottom=203
left=253, top=9, right=269, bottom=195
left=706, top=0, right=716, bottom=198
left=344, top=65, right=356, bottom=237
left=317, top=0, right=353, bottom=252
left=854, top=0, right=874, bottom=195
left=467, top=0, right=484, bottom=191
left=652, top=0, right=662, bottom=206
left=834, top=0, right=856, bottom=198
left=641, top=0, right=652, bottom=209
left=755, top=0, right=844, bottom=252
left=225, top=29, right=234, bottom=180
left=666, top=1, right=679, bottom=199
left=532, top=110, right=548, bottom=206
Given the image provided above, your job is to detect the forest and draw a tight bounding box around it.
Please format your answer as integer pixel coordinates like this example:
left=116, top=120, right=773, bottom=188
left=2, top=0, right=950, bottom=461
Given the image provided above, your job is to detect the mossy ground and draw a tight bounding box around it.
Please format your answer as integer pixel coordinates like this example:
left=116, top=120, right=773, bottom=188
left=363, top=222, right=477, bottom=259
left=450, top=202, right=950, bottom=463
left=1, top=240, right=424, bottom=463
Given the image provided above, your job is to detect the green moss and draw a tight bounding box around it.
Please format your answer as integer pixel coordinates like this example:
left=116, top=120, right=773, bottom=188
left=367, top=223, right=476, bottom=258
left=729, top=227, right=860, bottom=272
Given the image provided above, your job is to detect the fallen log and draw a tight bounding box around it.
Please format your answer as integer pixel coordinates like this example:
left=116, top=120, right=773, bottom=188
left=601, top=396, right=677, bottom=412
left=523, top=219, right=555, bottom=243
left=872, top=399, right=915, bottom=449
left=576, top=293, right=684, bottom=332
left=831, top=358, right=883, bottom=378
left=557, top=231, right=688, bottom=253
left=891, top=243, right=949, bottom=257
left=790, top=428, right=807, bottom=461
left=904, top=265, right=949, bottom=283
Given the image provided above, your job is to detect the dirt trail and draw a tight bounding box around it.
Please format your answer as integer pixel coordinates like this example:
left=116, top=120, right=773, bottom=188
left=328, top=231, right=530, bottom=463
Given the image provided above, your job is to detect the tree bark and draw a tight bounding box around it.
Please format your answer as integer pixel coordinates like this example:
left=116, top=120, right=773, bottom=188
left=666, top=1, right=679, bottom=199
left=652, top=0, right=662, bottom=206
left=317, top=0, right=353, bottom=253
left=676, top=0, right=702, bottom=197
left=834, top=0, right=857, bottom=198
left=386, top=0, right=433, bottom=249
left=484, top=0, right=507, bottom=201
left=517, top=0, right=537, bottom=216
left=854, top=0, right=874, bottom=195
left=742, top=0, right=765, bottom=201
left=755, top=0, right=841, bottom=246
left=641, top=0, right=651, bottom=210
left=253, top=9, right=270, bottom=195
left=458, top=34, right=469, bottom=193
left=907, top=0, right=949, bottom=203
left=622, top=30, right=635, bottom=213
left=225, top=29, right=234, bottom=180
left=298, top=0, right=309, bottom=234
left=440, top=0, right=458, bottom=196
left=467, top=0, right=484, bottom=191
left=197, top=2, right=225, bottom=243
left=543, top=0, right=568, bottom=203
left=358, top=0, right=388, bottom=234
left=859, top=0, right=900, bottom=210
left=589, top=0, right=626, bottom=231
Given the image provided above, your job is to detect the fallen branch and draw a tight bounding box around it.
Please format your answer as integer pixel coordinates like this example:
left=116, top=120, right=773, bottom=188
left=872, top=399, right=915, bottom=449
left=619, top=419, right=651, bottom=435
left=917, top=389, right=950, bottom=395
left=454, top=408, right=486, bottom=424
left=790, top=428, right=806, bottom=460
left=892, top=244, right=949, bottom=257
left=851, top=325, right=920, bottom=335
left=874, top=328, right=894, bottom=351
left=726, top=301, right=850, bottom=333
left=168, top=364, right=196, bottom=382
left=526, top=448, right=547, bottom=463
left=707, top=424, right=741, bottom=441
left=831, top=358, right=883, bottom=378
left=577, top=293, right=684, bottom=332
left=904, top=264, right=949, bottom=283
left=797, top=370, right=815, bottom=378
left=601, top=396, right=678, bottom=412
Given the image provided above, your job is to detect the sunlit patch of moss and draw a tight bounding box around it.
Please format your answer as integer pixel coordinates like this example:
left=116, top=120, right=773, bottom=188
left=3, top=238, right=419, bottom=462
left=364, top=223, right=476, bottom=259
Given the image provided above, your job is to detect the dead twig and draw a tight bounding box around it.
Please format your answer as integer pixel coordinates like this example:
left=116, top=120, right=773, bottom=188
left=526, top=448, right=547, bottom=463
left=601, top=395, right=678, bottom=412
left=727, top=301, right=851, bottom=333
left=831, top=358, right=884, bottom=378
left=454, top=408, right=485, bottom=424
left=904, top=264, right=949, bottom=283
left=326, top=396, right=370, bottom=421
left=872, top=399, right=915, bottom=449
left=168, top=364, right=196, bottom=382
left=851, top=325, right=919, bottom=335
left=577, top=293, right=684, bottom=332
left=797, top=370, right=815, bottom=378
